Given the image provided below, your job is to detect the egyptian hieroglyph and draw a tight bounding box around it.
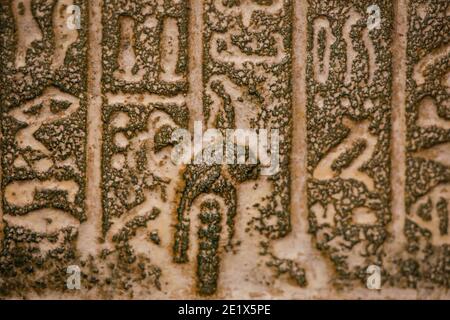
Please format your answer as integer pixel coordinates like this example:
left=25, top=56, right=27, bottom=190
left=0, top=0, right=449, bottom=299
left=306, top=0, right=393, bottom=285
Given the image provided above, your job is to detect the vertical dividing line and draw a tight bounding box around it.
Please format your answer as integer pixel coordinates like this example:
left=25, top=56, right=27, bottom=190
left=290, top=0, right=310, bottom=271
left=77, top=0, right=103, bottom=258
left=187, top=0, right=204, bottom=127
left=291, top=0, right=308, bottom=240
left=282, top=0, right=332, bottom=292
left=388, top=0, right=408, bottom=259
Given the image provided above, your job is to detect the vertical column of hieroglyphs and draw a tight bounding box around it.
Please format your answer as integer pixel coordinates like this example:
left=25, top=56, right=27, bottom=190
left=101, top=0, right=189, bottom=292
left=0, top=0, right=88, bottom=293
left=399, top=0, right=449, bottom=288
left=306, top=0, right=393, bottom=285
left=172, top=0, right=298, bottom=296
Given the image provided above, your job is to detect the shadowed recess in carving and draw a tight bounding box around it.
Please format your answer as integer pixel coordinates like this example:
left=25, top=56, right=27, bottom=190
left=113, top=16, right=145, bottom=82
left=52, top=0, right=79, bottom=70
left=312, top=17, right=334, bottom=84
left=12, top=0, right=43, bottom=69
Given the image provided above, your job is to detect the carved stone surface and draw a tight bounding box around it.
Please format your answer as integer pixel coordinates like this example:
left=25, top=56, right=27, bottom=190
left=306, top=0, right=393, bottom=287
left=0, top=0, right=88, bottom=295
left=399, top=0, right=450, bottom=289
left=0, top=0, right=449, bottom=299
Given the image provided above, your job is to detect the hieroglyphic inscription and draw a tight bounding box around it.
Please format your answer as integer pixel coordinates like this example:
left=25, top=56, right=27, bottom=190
left=172, top=0, right=297, bottom=295
left=0, top=0, right=88, bottom=294
left=2, top=0, right=450, bottom=299
left=306, top=0, right=393, bottom=285
left=399, top=0, right=450, bottom=288
left=100, top=0, right=189, bottom=292
left=101, top=0, right=188, bottom=94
